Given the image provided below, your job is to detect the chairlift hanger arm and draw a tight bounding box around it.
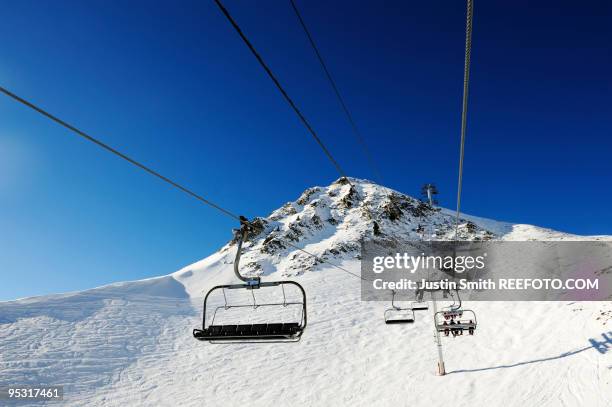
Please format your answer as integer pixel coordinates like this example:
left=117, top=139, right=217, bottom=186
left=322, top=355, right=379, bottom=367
left=233, top=217, right=261, bottom=285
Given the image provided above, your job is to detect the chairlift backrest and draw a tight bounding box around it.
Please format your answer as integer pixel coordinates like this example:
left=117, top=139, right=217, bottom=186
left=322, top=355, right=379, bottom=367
left=193, top=221, right=307, bottom=343
left=384, top=290, right=416, bottom=324
left=194, top=280, right=307, bottom=343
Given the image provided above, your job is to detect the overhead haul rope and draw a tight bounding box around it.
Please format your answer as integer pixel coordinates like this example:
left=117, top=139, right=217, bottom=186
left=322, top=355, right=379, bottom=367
left=449, top=0, right=474, bottom=310
left=0, top=85, right=365, bottom=282
left=215, top=0, right=420, bottom=268
left=0, top=86, right=242, bottom=223
left=454, top=0, right=473, bottom=238
left=287, top=0, right=402, bottom=254
left=212, top=0, right=395, bottom=286
left=288, top=0, right=382, bottom=182
left=213, top=0, right=351, bottom=186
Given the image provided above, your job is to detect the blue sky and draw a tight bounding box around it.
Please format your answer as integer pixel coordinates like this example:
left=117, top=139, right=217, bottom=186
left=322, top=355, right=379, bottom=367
left=1, top=0, right=610, bottom=300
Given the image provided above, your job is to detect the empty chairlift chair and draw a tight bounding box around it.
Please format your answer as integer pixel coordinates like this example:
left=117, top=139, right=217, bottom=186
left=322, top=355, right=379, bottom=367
left=411, top=301, right=429, bottom=311
left=411, top=289, right=429, bottom=311
left=193, top=219, right=307, bottom=343
left=384, top=290, right=415, bottom=324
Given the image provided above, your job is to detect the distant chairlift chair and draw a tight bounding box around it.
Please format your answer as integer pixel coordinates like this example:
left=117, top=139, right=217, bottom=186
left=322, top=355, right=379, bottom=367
left=411, top=288, right=429, bottom=311
left=434, top=287, right=477, bottom=335
left=384, top=290, right=416, bottom=324
left=193, top=218, right=307, bottom=343
left=434, top=309, right=477, bottom=336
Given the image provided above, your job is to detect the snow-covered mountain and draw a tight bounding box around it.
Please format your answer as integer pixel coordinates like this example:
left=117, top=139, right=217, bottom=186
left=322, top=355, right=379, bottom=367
left=1, top=178, right=611, bottom=406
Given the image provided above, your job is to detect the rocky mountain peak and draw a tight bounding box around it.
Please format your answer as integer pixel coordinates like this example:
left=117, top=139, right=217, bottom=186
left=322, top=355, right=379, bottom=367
left=221, top=178, right=496, bottom=277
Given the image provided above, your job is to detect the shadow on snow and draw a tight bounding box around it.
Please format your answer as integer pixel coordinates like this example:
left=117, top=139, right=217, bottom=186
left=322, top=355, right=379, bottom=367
left=448, top=331, right=612, bottom=374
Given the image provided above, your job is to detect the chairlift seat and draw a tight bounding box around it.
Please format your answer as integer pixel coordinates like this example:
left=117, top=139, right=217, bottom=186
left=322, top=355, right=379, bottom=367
left=193, top=322, right=303, bottom=341
left=411, top=302, right=429, bottom=311
left=385, top=317, right=415, bottom=324
left=435, top=322, right=476, bottom=332
left=384, top=290, right=418, bottom=324
left=384, top=308, right=415, bottom=324
left=194, top=280, right=307, bottom=343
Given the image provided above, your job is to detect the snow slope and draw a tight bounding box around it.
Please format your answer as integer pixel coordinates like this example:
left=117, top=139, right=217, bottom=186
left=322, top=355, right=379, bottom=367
left=1, top=178, right=611, bottom=406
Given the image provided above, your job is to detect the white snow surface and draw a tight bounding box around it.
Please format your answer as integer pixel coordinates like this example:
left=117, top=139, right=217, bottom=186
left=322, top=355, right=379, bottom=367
left=1, top=178, right=611, bottom=406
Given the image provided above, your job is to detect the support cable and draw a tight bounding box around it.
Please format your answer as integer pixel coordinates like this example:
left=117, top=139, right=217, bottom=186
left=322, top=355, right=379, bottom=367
left=454, top=0, right=474, bottom=238
left=289, top=0, right=382, bottom=182
left=451, top=0, right=474, bottom=294
left=0, top=85, right=366, bottom=285
left=213, top=0, right=351, bottom=184
left=0, top=85, right=242, bottom=222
